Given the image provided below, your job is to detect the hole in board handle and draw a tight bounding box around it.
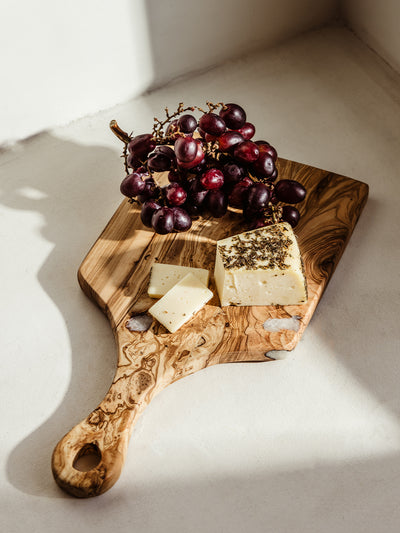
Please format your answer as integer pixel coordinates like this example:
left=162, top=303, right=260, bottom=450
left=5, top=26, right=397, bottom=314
left=73, top=443, right=102, bottom=472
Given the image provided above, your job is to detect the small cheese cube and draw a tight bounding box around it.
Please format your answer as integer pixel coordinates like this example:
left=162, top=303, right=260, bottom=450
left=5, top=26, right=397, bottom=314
left=148, top=263, right=210, bottom=298
left=148, top=273, right=213, bottom=333
left=214, top=222, right=307, bottom=307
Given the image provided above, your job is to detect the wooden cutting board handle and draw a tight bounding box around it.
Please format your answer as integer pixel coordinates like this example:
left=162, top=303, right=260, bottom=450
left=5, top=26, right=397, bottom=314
left=51, top=352, right=156, bottom=498
left=52, top=306, right=252, bottom=497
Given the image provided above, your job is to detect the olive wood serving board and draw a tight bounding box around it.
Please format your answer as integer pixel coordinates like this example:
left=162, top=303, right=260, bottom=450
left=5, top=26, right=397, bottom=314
left=52, top=158, right=368, bottom=497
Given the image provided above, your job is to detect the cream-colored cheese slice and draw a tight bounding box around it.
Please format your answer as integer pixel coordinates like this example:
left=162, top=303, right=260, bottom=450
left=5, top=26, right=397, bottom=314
left=148, top=273, right=213, bottom=333
left=214, top=222, right=307, bottom=307
left=148, top=263, right=210, bottom=298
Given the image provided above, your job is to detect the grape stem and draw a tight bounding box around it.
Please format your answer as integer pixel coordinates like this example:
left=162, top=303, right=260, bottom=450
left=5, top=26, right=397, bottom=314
left=152, top=103, right=195, bottom=143
left=109, top=120, right=131, bottom=144
left=110, top=120, right=133, bottom=175
left=152, top=102, right=226, bottom=144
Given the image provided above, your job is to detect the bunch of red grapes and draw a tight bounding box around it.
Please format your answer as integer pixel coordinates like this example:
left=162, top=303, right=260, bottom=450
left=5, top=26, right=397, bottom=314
left=113, top=102, right=306, bottom=235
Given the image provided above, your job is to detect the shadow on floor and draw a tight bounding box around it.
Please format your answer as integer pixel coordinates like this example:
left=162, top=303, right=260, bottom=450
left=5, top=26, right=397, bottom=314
left=2, top=132, right=123, bottom=497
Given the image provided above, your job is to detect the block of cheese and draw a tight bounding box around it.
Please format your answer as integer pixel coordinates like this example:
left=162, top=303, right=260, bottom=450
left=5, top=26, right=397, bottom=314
left=214, top=222, right=307, bottom=307
left=148, top=273, right=213, bottom=333
left=148, top=263, right=210, bottom=298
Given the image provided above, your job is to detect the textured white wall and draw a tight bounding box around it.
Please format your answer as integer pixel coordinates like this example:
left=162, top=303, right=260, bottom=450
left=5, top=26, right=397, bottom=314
left=0, top=0, right=153, bottom=144
left=342, top=0, right=400, bottom=73
left=1, top=0, right=337, bottom=144
left=144, top=0, right=338, bottom=88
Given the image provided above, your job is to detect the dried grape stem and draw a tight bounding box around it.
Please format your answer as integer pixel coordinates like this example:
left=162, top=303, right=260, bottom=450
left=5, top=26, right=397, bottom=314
left=122, top=145, right=129, bottom=175
left=263, top=204, right=283, bottom=226
left=110, top=120, right=131, bottom=144
left=152, top=101, right=226, bottom=144
left=152, top=102, right=196, bottom=142
left=205, top=101, right=226, bottom=113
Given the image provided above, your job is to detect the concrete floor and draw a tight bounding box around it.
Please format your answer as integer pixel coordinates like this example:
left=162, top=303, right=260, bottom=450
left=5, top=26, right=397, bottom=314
left=1, top=24, right=400, bottom=532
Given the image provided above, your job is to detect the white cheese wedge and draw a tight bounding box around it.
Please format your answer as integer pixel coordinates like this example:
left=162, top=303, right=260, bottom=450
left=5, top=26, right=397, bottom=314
left=148, top=273, right=213, bottom=333
left=214, top=222, right=307, bottom=307
left=148, top=263, right=210, bottom=298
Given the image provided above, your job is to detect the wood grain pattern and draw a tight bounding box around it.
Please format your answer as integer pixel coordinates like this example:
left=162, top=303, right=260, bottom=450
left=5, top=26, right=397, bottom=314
left=52, top=158, right=368, bottom=497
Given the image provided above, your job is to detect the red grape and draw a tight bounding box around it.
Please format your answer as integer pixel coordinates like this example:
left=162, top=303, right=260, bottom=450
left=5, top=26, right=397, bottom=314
left=127, top=152, right=141, bottom=169
left=205, top=132, right=219, bottom=142
left=218, top=131, right=244, bottom=152
left=184, top=201, right=202, bottom=217
left=236, top=122, right=255, bottom=140
left=172, top=207, right=192, bottom=231
left=176, top=140, right=204, bottom=169
left=270, top=192, right=278, bottom=205
left=155, top=145, right=176, bottom=162
left=282, top=205, right=300, bottom=227
left=269, top=168, right=278, bottom=182
left=175, top=136, right=199, bottom=162
left=233, top=141, right=259, bottom=163
left=128, top=134, right=156, bottom=158
left=246, top=182, right=270, bottom=211
left=168, top=169, right=182, bottom=183
left=137, top=177, right=160, bottom=203
left=251, top=152, right=275, bottom=178
left=151, top=206, right=174, bottom=234
left=228, top=176, right=253, bottom=208
left=120, top=172, right=146, bottom=197
left=165, top=182, right=187, bottom=206
left=188, top=178, right=209, bottom=209
left=257, top=142, right=277, bottom=162
left=200, top=169, right=224, bottom=190
left=222, top=162, right=244, bottom=185
left=140, top=200, right=162, bottom=227
left=219, top=103, right=246, bottom=129
left=189, top=159, right=207, bottom=173
left=250, top=217, right=267, bottom=229
left=147, top=152, right=172, bottom=172
left=275, top=180, right=306, bottom=204
left=199, top=113, right=226, bottom=136
left=177, top=114, right=197, bottom=134
left=206, top=189, right=228, bottom=218
left=243, top=205, right=261, bottom=221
